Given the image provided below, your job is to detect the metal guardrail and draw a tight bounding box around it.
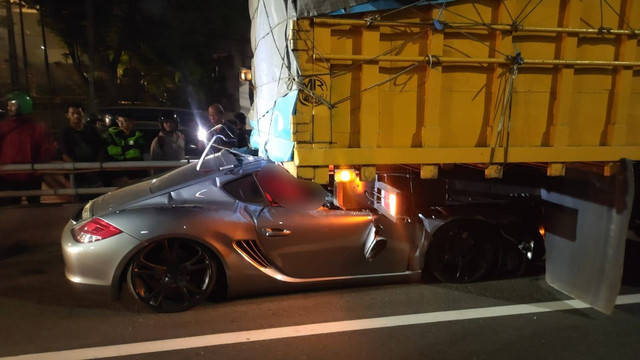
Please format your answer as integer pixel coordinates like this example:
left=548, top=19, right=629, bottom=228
left=0, top=160, right=194, bottom=198
left=0, top=159, right=194, bottom=173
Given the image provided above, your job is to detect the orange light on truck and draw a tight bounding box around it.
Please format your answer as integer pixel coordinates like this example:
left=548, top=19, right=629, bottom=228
left=353, top=176, right=364, bottom=193
left=538, top=225, right=546, bottom=238
left=381, top=190, right=397, bottom=217
left=388, top=193, right=397, bottom=216
left=335, top=169, right=357, bottom=183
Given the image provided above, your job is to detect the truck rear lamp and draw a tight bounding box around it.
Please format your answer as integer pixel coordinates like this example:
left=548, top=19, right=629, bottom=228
left=375, top=181, right=407, bottom=222
left=538, top=225, right=546, bottom=239
left=335, top=168, right=357, bottom=183
left=382, top=190, right=397, bottom=217
left=73, top=218, right=122, bottom=244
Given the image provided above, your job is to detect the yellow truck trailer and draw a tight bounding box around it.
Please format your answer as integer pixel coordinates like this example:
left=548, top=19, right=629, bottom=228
left=249, top=0, right=638, bottom=313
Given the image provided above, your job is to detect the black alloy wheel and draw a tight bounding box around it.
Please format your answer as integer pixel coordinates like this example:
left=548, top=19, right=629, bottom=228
left=428, top=224, right=496, bottom=283
left=127, top=239, right=216, bottom=312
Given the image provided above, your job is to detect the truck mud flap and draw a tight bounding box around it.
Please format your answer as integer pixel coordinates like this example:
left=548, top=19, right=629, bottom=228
left=541, top=159, right=634, bottom=314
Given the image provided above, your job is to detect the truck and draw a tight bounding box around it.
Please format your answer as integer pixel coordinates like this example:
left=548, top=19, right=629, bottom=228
left=247, top=0, right=640, bottom=313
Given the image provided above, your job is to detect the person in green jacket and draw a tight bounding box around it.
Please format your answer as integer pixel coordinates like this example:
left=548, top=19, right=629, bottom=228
left=105, top=115, right=146, bottom=161
left=104, top=114, right=147, bottom=186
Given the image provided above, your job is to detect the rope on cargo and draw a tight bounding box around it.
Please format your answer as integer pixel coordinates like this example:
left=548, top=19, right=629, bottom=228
left=442, top=4, right=512, bottom=33
left=432, top=2, right=446, bottom=31
left=446, top=23, right=509, bottom=58
left=602, top=0, right=637, bottom=34
left=598, top=0, right=611, bottom=33
left=254, top=15, right=297, bottom=51
left=364, top=14, right=380, bottom=27
left=363, top=0, right=426, bottom=26
left=489, top=64, right=519, bottom=165
left=299, top=0, right=524, bottom=108
left=331, top=63, right=420, bottom=107
left=501, top=0, right=515, bottom=24
left=294, top=20, right=427, bottom=80
left=293, top=22, right=430, bottom=107
left=514, top=0, right=543, bottom=25
left=442, top=6, right=479, bottom=27
left=442, top=7, right=510, bottom=57
left=326, top=30, right=429, bottom=79
left=252, top=76, right=300, bottom=91
left=499, top=0, right=521, bottom=33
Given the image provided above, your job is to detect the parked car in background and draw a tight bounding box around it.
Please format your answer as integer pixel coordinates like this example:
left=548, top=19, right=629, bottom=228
left=96, top=107, right=208, bottom=157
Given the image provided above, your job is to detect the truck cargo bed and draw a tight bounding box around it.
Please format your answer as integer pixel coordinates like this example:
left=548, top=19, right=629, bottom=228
left=251, top=0, right=640, bottom=181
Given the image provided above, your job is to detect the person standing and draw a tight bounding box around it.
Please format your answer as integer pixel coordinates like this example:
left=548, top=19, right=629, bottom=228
left=150, top=114, right=185, bottom=161
left=104, top=114, right=146, bottom=161
left=60, top=103, right=105, bottom=197
left=204, top=103, right=237, bottom=152
left=233, top=111, right=251, bottom=149
left=0, top=92, right=54, bottom=205
left=104, top=114, right=147, bottom=186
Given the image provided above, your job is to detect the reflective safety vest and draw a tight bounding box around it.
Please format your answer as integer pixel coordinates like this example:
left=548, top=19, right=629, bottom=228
left=105, top=127, right=145, bottom=161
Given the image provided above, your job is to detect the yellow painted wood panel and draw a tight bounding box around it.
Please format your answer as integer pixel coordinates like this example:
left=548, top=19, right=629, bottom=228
left=290, top=0, right=640, bottom=169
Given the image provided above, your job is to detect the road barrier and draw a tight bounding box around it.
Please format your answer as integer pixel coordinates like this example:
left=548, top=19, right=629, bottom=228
left=0, top=160, right=194, bottom=199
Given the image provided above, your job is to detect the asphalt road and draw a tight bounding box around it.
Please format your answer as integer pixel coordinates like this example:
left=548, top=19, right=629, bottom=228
left=0, top=240, right=639, bottom=360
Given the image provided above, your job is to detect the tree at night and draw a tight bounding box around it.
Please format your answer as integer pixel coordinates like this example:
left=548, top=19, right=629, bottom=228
left=21, top=0, right=250, bottom=108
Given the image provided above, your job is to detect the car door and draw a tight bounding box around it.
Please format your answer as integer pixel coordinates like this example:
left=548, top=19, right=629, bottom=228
left=222, top=171, right=387, bottom=278
left=255, top=205, right=411, bottom=279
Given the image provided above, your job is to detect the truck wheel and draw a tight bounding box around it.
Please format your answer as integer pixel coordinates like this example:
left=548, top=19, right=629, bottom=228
left=427, top=224, right=496, bottom=283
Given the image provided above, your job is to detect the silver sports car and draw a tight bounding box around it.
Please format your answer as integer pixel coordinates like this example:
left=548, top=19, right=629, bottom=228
left=62, top=150, right=542, bottom=312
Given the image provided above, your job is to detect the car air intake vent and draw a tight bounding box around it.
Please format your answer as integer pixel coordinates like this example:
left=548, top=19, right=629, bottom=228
left=234, top=240, right=271, bottom=269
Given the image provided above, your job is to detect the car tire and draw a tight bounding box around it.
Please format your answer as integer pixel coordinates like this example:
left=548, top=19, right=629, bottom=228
left=427, top=222, right=497, bottom=283
left=126, top=238, right=217, bottom=312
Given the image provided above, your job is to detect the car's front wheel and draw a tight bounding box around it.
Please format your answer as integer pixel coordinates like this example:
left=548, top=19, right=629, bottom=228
left=127, top=238, right=217, bottom=312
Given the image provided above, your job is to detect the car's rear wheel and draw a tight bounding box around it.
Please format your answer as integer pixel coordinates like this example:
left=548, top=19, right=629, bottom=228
left=427, top=223, right=496, bottom=283
left=127, top=238, right=216, bottom=312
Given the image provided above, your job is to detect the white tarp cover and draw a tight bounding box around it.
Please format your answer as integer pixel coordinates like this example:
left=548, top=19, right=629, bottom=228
left=248, top=0, right=403, bottom=126
left=248, top=0, right=375, bottom=159
left=249, top=0, right=296, bottom=126
left=248, top=0, right=298, bottom=159
left=248, top=0, right=447, bottom=160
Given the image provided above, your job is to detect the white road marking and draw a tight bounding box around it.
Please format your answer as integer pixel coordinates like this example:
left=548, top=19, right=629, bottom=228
left=4, top=293, right=640, bottom=360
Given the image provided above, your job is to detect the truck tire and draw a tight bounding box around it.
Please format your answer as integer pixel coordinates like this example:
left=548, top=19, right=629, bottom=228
left=427, top=222, right=497, bottom=283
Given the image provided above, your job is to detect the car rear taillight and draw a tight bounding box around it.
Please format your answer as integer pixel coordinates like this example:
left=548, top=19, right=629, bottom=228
left=72, top=218, right=122, bottom=243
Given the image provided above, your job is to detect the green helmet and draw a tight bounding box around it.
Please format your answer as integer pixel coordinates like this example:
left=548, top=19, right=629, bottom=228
left=6, top=92, right=33, bottom=114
